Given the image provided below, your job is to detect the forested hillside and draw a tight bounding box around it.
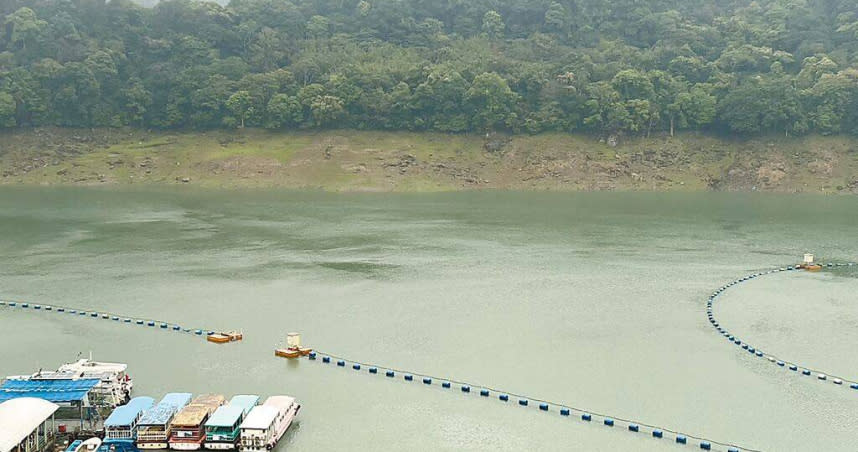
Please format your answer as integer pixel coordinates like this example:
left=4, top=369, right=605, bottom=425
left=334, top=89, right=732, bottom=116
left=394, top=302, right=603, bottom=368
left=1, top=0, right=857, bottom=137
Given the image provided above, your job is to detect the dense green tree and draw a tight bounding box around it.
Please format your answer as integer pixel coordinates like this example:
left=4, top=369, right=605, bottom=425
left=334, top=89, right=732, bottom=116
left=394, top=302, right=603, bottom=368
left=0, top=0, right=857, bottom=136
left=0, top=92, right=16, bottom=127
left=466, top=72, right=519, bottom=131
left=226, top=90, right=253, bottom=128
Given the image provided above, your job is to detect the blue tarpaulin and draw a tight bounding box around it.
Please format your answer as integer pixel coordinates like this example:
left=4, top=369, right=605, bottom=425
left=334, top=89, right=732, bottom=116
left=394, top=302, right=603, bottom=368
left=0, top=378, right=100, bottom=403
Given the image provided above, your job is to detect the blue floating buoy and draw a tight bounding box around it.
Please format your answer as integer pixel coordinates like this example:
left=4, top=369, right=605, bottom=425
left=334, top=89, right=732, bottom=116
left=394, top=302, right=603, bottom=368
left=499, top=394, right=509, bottom=401
left=352, top=364, right=361, bottom=370
left=603, top=418, right=614, bottom=426
left=518, top=399, right=527, bottom=406
left=539, top=403, right=549, bottom=411
left=582, top=413, right=592, bottom=422
left=323, top=356, right=331, bottom=363
left=461, top=385, right=470, bottom=393
left=560, top=409, right=570, bottom=416
left=480, top=389, right=489, bottom=397
left=386, top=371, right=395, bottom=377
left=404, top=374, right=413, bottom=381
left=442, top=381, right=451, bottom=388
left=368, top=367, right=376, bottom=373
left=309, top=352, right=317, bottom=360
left=628, top=424, right=639, bottom=432
left=700, top=441, right=711, bottom=450
left=676, top=435, right=687, bottom=444
left=652, top=430, right=663, bottom=438
left=337, top=360, right=345, bottom=367
left=422, top=378, right=431, bottom=385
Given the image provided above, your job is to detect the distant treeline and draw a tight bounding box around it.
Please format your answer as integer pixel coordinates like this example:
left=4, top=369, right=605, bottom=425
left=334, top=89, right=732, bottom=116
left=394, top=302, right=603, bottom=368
left=1, top=0, right=858, bottom=136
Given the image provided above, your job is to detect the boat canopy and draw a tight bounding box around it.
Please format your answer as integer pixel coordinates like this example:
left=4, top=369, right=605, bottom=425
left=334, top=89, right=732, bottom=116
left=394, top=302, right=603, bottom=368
left=262, top=396, right=295, bottom=410
left=139, top=393, right=192, bottom=425
left=228, top=395, right=259, bottom=415
left=0, top=378, right=99, bottom=403
left=104, top=397, right=154, bottom=427
left=190, top=394, right=225, bottom=409
left=172, top=406, right=211, bottom=427
left=205, top=406, right=245, bottom=428
left=240, top=406, right=278, bottom=431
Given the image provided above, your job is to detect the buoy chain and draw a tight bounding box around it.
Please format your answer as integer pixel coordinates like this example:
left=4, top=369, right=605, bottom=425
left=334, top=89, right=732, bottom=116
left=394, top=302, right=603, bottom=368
left=707, top=262, right=858, bottom=391
left=0, top=297, right=217, bottom=339
left=308, top=350, right=759, bottom=452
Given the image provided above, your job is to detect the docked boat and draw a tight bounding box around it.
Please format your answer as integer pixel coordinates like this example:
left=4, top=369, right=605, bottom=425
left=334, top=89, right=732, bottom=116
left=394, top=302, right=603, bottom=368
left=7, top=356, right=133, bottom=408
left=204, top=395, right=260, bottom=450
left=58, top=357, right=134, bottom=406
left=66, top=437, right=102, bottom=452
left=98, top=396, right=155, bottom=452
left=168, top=394, right=226, bottom=450
left=137, top=393, right=193, bottom=450
left=238, top=396, right=300, bottom=452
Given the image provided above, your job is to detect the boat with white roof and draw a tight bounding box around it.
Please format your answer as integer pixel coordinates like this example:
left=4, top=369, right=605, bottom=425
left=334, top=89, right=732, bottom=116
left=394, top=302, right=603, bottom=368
left=137, top=393, right=193, bottom=449
left=7, top=355, right=132, bottom=408
left=238, top=396, right=300, bottom=452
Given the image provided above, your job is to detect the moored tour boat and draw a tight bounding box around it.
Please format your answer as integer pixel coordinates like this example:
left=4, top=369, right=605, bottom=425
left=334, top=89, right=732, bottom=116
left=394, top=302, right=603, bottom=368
left=238, top=396, right=300, bottom=452
left=137, top=393, right=193, bottom=450
left=168, top=394, right=226, bottom=450
left=203, top=395, right=260, bottom=450
left=99, top=396, right=155, bottom=452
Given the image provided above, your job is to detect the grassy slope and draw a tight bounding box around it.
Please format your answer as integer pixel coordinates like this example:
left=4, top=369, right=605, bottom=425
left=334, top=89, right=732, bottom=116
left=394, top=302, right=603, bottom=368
left=1, top=128, right=857, bottom=193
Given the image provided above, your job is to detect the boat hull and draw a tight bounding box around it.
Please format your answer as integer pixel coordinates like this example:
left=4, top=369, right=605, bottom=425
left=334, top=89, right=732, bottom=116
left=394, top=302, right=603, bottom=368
left=169, top=443, right=203, bottom=451
left=203, top=443, right=236, bottom=450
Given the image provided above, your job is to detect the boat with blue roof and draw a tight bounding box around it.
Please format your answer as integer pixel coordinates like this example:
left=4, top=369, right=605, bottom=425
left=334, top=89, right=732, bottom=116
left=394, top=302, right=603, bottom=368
left=98, top=396, right=155, bottom=452
left=204, top=395, right=260, bottom=450
left=137, top=393, right=193, bottom=450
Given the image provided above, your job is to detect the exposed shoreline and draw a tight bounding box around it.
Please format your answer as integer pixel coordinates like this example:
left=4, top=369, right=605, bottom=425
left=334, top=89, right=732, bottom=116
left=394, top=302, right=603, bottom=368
left=1, top=128, right=856, bottom=193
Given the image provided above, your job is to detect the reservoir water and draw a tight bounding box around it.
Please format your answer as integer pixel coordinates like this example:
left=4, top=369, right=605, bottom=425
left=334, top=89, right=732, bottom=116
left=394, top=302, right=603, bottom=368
left=1, top=188, right=856, bottom=451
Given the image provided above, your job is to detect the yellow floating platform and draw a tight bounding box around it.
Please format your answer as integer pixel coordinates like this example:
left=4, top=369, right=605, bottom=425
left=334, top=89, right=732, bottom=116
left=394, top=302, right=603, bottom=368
left=207, top=331, right=243, bottom=344
left=275, top=347, right=313, bottom=359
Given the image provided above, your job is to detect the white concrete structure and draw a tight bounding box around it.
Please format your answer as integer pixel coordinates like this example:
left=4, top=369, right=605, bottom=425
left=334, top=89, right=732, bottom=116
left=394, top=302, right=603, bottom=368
left=0, top=398, right=59, bottom=452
